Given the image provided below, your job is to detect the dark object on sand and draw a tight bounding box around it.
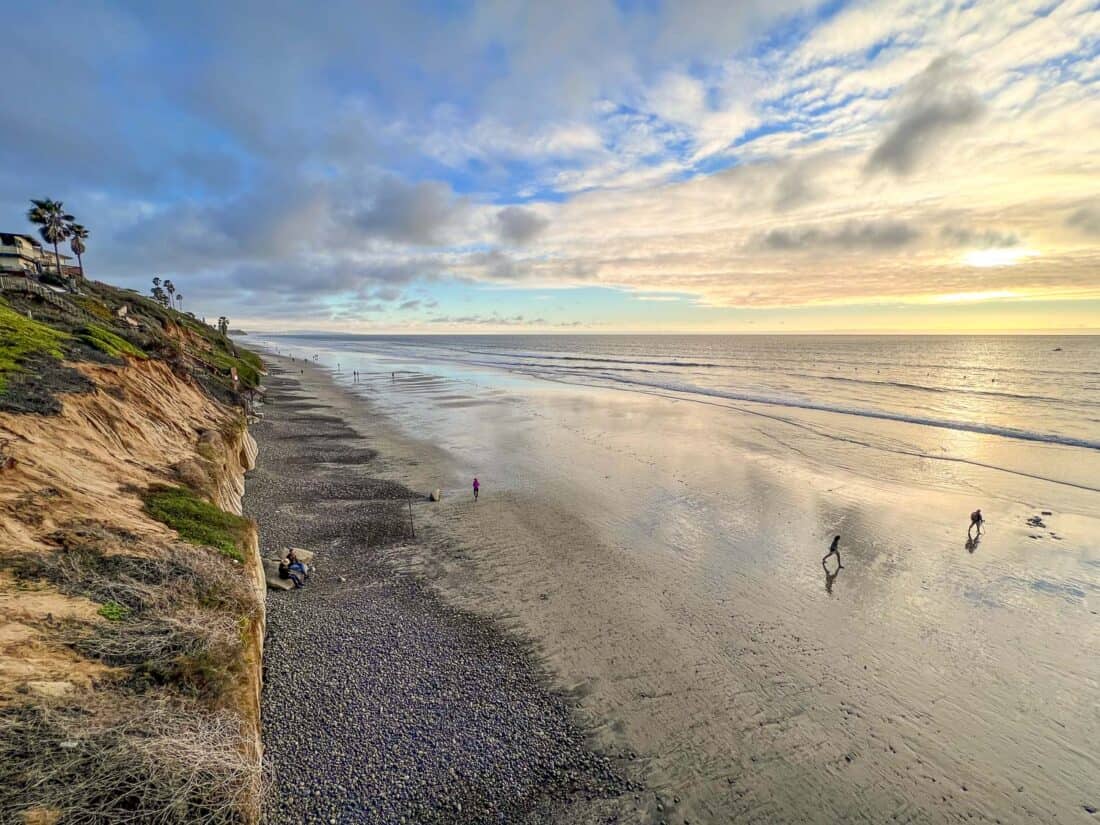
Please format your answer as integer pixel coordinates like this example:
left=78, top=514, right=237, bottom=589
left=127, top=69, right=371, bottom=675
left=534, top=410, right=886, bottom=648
left=822, top=535, right=843, bottom=569
left=473, top=477, right=480, bottom=501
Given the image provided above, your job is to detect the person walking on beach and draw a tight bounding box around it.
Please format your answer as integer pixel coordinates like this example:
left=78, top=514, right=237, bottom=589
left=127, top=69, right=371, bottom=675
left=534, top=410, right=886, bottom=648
left=822, top=535, right=843, bottom=569
left=472, top=477, right=480, bottom=502
left=969, top=509, right=984, bottom=538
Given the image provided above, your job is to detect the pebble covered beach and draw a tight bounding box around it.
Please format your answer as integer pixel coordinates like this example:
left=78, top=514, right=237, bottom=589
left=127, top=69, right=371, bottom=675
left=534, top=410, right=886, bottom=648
left=245, top=360, right=637, bottom=824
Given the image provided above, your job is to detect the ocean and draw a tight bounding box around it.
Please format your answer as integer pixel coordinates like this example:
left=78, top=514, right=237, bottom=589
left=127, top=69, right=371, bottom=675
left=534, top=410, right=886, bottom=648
left=258, top=334, right=1100, bottom=489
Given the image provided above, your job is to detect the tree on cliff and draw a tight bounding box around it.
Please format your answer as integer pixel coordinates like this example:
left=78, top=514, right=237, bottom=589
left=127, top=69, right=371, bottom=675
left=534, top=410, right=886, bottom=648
left=217, top=316, right=230, bottom=335
left=67, top=222, right=88, bottom=279
left=27, top=198, right=73, bottom=278
left=151, top=277, right=169, bottom=307
left=165, top=280, right=177, bottom=308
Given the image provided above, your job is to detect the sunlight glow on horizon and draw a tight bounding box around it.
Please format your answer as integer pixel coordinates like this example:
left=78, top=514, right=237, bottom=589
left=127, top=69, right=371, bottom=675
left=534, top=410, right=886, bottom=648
left=963, top=249, right=1040, bottom=268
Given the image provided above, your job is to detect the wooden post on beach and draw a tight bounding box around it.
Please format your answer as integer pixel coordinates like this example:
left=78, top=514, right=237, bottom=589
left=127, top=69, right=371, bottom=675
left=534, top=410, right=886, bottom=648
left=408, top=498, right=416, bottom=540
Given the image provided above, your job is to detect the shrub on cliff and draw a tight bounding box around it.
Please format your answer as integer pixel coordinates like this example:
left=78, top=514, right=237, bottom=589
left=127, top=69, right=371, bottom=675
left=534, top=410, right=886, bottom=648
left=142, top=485, right=252, bottom=562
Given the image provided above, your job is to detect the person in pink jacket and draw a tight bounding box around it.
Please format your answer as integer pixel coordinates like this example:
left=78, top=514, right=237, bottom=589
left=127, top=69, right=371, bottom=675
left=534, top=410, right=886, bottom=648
left=472, top=477, right=480, bottom=501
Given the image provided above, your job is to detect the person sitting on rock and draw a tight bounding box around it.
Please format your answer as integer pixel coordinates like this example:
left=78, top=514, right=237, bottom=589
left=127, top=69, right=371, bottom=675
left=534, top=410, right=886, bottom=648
left=287, top=549, right=309, bottom=579
left=279, top=557, right=305, bottom=588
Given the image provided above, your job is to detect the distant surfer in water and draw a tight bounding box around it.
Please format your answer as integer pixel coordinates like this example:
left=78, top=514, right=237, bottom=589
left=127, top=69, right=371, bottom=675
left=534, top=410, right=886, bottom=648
left=472, top=477, right=480, bottom=501
left=822, top=535, right=843, bottom=569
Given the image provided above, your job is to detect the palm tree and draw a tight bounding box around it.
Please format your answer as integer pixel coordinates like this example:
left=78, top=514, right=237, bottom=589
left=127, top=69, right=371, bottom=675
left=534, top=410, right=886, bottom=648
left=68, top=222, right=88, bottom=278
left=164, top=279, right=176, bottom=309
left=176, top=293, right=183, bottom=312
left=217, top=316, right=229, bottom=335
left=27, top=198, right=73, bottom=278
left=151, top=277, right=169, bottom=307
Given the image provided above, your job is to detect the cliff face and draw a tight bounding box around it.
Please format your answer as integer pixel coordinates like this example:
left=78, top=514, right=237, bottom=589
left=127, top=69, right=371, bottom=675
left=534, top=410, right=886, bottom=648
left=0, top=355, right=265, bottom=823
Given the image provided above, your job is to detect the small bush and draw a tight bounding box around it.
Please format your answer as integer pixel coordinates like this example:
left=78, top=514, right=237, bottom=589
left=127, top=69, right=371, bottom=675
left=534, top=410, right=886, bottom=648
left=76, top=296, right=114, bottom=321
left=79, top=323, right=147, bottom=360
left=142, top=486, right=251, bottom=562
left=0, top=298, right=69, bottom=391
left=97, top=601, right=131, bottom=621
left=207, top=347, right=261, bottom=389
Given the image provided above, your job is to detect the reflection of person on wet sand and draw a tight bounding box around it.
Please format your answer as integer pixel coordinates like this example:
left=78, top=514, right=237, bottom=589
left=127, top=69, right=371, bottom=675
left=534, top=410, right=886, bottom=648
left=822, top=535, right=844, bottom=569
left=965, top=533, right=980, bottom=553
left=823, top=563, right=840, bottom=594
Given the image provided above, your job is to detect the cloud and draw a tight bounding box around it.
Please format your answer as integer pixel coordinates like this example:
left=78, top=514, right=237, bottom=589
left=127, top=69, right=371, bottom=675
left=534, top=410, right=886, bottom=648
left=495, top=206, right=550, bottom=244
left=1066, top=203, right=1100, bottom=237
left=1, top=0, right=1097, bottom=329
left=427, top=313, right=544, bottom=326
left=940, top=226, right=1019, bottom=249
left=350, top=176, right=469, bottom=246
left=771, top=152, right=834, bottom=212
left=866, top=55, right=985, bottom=176
left=760, top=219, right=920, bottom=251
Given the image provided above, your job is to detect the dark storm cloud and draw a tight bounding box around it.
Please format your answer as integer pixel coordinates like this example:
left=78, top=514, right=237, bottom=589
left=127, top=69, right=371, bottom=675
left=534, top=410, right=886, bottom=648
left=760, top=219, right=920, bottom=251
left=495, top=206, right=550, bottom=244
left=866, top=56, right=985, bottom=177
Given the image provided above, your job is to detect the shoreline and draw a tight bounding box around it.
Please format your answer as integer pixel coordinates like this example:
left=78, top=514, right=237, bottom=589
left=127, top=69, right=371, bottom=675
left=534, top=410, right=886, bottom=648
left=245, top=356, right=643, bottom=824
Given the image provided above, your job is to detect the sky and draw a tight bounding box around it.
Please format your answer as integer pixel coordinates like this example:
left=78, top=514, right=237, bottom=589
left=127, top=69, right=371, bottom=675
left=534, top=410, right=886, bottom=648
left=1, top=0, right=1098, bottom=333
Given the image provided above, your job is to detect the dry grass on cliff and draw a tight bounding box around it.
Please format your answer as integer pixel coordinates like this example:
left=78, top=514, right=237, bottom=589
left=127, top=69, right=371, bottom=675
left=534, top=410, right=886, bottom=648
left=0, top=696, right=263, bottom=825
left=3, top=528, right=259, bottom=698
left=0, top=523, right=263, bottom=822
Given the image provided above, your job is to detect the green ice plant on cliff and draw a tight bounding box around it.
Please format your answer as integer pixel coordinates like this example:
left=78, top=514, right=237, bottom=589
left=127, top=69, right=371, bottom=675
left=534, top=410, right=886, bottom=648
left=143, top=485, right=252, bottom=562
left=79, top=323, right=148, bottom=360
left=0, top=298, right=68, bottom=391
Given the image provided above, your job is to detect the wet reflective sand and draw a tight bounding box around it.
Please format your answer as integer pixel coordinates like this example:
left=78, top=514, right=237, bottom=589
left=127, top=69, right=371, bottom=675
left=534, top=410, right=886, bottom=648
left=265, top=349, right=1100, bottom=823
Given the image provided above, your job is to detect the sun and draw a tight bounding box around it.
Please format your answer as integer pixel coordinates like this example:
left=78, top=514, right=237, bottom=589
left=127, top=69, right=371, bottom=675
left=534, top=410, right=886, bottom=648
left=963, top=248, right=1038, bottom=268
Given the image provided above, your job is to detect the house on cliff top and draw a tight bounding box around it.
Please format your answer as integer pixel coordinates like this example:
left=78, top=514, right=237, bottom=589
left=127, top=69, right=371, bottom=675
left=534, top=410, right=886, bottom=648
left=0, top=232, right=75, bottom=278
